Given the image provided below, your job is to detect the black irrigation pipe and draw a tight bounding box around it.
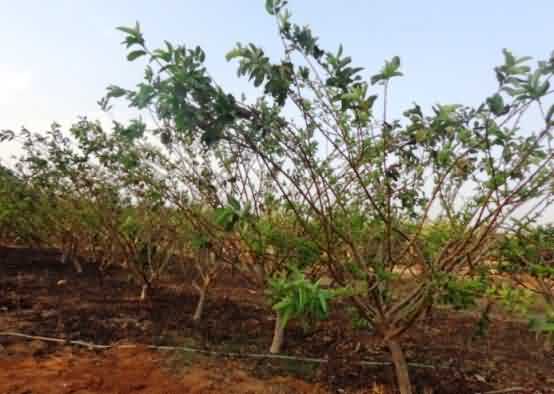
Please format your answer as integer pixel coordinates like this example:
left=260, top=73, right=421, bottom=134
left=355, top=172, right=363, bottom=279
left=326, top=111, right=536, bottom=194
left=0, top=331, right=528, bottom=394
left=0, top=330, right=436, bottom=369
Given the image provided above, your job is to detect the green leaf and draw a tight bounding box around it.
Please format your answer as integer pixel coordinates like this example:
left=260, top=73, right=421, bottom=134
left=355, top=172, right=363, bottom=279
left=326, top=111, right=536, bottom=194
left=265, top=0, right=275, bottom=14
left=280, top=309, right=292, bottom=328
left=318, top=293, right=328, bottom=314
left=227, top=195, right=241, bottom=211
left=0, top=129, right=15, bottom=142
left=201, top=128, right=223, bottom=146
left=537, top=80, right=550, bottom=98
left=487, top=94, right=504, bottom=115
left=215, top=207, right=233, bottom=226
left=152, top=49, right=171, bottom=62
left=116, top=26, right=138, bottom=36
left=370, top=74, right=383, bottom=85
left=274, top=297, right=291, bottom=311
left=372, top=56, right=403, bottom=85
left=127, top=50, right=147, bottom=61
left=106, top=85, right=127, bottom=98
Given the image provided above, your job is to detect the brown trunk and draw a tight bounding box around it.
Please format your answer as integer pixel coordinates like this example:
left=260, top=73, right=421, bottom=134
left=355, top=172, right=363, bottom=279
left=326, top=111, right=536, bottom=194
left=140, top=284, right=148, bottom=301
left=269, top=312, right=285, bottom=354
left=72, top=258, right=83, bottom=274
left=253, top=264, right=266, bottom=287
left=387, top=339, right=413, bottom=394
left=193, top=288, right=206, bottom=321
left=181, top=257, right=193, bottom=280
left=544, top=336, right=553, bottom=353
left=61, top=252, right=83, bottom=274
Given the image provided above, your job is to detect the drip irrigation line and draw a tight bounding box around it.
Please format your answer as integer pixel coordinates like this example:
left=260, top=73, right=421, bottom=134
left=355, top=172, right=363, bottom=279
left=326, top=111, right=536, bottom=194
left=0, top=331, right=529, bottom=393
left=0, top=330, right=436, bottom=369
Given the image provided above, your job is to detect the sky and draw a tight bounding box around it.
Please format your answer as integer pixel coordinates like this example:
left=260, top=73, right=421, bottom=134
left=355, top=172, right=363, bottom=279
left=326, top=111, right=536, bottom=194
left=1, top=0, right=553, bottom=133
left=1, top=1, right=553, bottom=220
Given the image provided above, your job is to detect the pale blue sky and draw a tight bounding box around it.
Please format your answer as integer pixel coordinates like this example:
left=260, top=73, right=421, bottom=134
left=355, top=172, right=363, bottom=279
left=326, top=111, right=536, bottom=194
left=1, top=1, right=553, bottom=132
left=1, top=1, right=553, bottom=221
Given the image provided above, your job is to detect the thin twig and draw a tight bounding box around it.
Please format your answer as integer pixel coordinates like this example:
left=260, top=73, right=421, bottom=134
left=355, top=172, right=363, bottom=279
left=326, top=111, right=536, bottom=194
left=0, top=331, right=437, bottom=369
left=477, top=388, right=526, bottom=394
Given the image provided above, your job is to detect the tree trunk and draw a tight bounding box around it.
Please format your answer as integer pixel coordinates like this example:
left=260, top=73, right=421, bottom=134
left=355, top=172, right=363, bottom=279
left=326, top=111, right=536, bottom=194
left=181, top=258, right=193, bottom=280
left=253, top=264, right=266, bottom=287
left=140, top=283, right=148, bottom=301
left=193, top=287, right=206, bottom=321
left=544, top=292, right=553, bottom=308
left=387, top=339, right=413, bottom=394
left=72, top=258, right=83, bottom=274
left=61, top=252, right=83, bottom=274
left=269, top=312, right=285, bottom=354
left=544, top=336, right=552, bottom=353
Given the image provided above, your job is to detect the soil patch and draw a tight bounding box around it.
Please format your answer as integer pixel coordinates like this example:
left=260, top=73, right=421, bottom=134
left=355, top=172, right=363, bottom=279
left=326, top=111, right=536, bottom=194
left=1, top=246, right=553, bottom=393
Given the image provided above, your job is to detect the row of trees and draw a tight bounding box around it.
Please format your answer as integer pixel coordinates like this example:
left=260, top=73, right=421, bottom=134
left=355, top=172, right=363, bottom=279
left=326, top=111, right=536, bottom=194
left=0, top=120, right=332, bottom=347
left=1, top=1, right=553, bottom=392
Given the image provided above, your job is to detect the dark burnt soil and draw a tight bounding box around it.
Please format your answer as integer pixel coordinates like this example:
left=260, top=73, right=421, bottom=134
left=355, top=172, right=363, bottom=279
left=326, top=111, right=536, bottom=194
left=1, top=246, right=553, bottom=393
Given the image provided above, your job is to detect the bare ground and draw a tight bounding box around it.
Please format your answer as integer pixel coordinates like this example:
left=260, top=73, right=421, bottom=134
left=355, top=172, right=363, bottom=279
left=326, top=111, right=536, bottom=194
left=1, top=246, right=553, bottom=393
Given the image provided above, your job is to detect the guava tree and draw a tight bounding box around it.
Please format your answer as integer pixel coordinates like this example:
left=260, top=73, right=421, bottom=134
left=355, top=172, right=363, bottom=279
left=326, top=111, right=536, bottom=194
left=497, top=222, right=554, bottom=307
left=228, top=196, right=335, bottom=353
left=1, top=125, right=98, bottom=272
left=68, top=118, right=186, bottom=299
left=492, top=221, right=554, bottom=351
left=102, top=67, right=337, bottom=349
left=0, top=161, right=45, bottom=246
left=105, top=1, right=554, bottom=391
left=1, top=119, right=181, bottom=286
